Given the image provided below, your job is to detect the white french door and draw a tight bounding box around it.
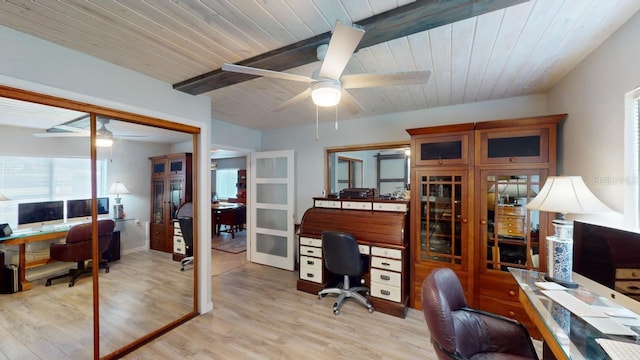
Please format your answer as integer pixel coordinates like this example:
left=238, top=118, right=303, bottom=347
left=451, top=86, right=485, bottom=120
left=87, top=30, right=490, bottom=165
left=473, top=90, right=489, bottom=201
left=249, top=150, right=295, bottom=270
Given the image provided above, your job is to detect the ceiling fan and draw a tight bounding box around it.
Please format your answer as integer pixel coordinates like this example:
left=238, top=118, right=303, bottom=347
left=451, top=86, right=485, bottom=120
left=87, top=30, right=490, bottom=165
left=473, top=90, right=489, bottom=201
left=221, top=21, right=431, bottom=114
left=33, top=116, right=143, bottom=147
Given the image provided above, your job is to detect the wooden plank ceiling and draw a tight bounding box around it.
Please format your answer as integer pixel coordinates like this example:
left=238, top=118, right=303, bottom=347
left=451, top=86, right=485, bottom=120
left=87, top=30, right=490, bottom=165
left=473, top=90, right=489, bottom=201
left=0, top=0, right=638, bottom=131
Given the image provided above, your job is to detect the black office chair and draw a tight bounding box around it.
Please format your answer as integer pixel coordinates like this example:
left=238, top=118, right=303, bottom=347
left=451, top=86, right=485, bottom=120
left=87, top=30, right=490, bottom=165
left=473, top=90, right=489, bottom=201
left=175, top=202, right=194, bottom=271
left=422, top=267, right=539, bottom=360
left=318, top=231, right=374, bottom=315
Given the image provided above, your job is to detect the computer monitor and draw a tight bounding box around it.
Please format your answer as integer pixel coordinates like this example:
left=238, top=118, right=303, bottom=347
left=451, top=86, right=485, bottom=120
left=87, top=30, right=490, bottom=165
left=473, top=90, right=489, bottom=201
left=66, top=197, right=109, bottom=223
left=17, top=200, right=65, bottom=230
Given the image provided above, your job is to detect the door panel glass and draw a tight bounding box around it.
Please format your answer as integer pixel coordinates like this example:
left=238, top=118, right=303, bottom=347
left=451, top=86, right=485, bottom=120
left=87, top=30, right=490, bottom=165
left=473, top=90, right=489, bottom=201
left=419, top=174, right=463, bottom=265
left=256, top=183, right=287, bottom=204
left=483, top=172, right=542, bottom=272
left=256, top=233, right=288, bottom=257
left=256, top=208, right=288, bottom=231
left=256, top=157, right=287, bottom=178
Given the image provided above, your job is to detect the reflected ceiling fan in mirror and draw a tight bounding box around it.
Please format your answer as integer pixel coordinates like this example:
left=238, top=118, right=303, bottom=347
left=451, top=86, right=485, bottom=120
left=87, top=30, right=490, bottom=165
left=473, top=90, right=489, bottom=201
left=33, top=115, right=144, bottom=147
left=222, top=21, right=431, bottom=137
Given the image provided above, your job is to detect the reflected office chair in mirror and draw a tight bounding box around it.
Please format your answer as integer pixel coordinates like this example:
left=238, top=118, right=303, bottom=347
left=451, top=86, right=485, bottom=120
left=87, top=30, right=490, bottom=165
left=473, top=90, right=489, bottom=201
left=175, top=202, right=194, bottom=271
left=46, top=219, right=115, bottom=287
left=318, top=231, right=373, bottom=315
left=421, top=268, right=539, bottom=360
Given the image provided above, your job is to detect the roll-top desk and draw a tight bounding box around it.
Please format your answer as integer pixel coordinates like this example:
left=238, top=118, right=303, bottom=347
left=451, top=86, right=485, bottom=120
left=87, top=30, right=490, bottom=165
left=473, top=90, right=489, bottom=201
left=297, top=198, right=410, bottom=318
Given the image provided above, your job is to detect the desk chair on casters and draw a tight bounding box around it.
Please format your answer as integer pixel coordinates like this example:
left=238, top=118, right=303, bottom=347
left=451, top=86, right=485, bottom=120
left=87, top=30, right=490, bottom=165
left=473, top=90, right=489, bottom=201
left=178, top=216, right=194, bottom=271
left=421, top=267, right=539, bottom=360
left=318, top=231, right=374, bottom=315
left=46, top=219, right=115, bottom=287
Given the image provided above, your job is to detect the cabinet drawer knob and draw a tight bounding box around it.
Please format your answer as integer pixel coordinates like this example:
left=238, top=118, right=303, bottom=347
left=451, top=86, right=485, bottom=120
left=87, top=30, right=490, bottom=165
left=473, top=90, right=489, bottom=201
left=380, top=275, right=391, bottom=281
left=509, top=157, right=516, bottom=163
left=307, top=260, right=314, bottom=265
left=480, top=220, right=487, bottom=225
left=381, top=289, right=391, bottom=296
left=508, top=311, right=515, bottom=317
left=306, top=273, right=314, bottom=278
left=437, top=160, right=444, bottom=165
left=382, top=262, right=391, bottom=266
left=508, top=290, right=516, bottom=296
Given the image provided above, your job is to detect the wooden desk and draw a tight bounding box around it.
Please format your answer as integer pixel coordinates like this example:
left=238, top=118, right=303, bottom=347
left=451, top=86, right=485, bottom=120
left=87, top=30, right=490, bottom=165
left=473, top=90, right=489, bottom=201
left=211, top=202, right=241, bottom=235
left=1, top=227, right=69, bottom=290
left=510, top=268, right=640, bottom=359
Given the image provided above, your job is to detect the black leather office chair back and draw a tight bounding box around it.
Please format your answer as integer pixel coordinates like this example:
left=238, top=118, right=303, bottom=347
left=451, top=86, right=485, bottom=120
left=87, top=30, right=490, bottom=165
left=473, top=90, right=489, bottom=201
left=321, top=231, right=362, bottom=277
left=178, top=217, right=194, bottom=254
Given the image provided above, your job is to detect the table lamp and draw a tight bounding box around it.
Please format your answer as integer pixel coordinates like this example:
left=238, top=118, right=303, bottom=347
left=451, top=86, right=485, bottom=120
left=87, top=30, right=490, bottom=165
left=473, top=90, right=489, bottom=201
left=108, top=181, right=130, bottom=219
left=526, top=176, right=611, bottom=288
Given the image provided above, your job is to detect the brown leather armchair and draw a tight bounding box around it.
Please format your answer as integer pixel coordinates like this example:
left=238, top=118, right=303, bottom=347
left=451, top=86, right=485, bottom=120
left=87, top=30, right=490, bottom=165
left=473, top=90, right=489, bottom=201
left=421, top=268, right=539, bottom=360
left=46, top=219, right=115, bottom=287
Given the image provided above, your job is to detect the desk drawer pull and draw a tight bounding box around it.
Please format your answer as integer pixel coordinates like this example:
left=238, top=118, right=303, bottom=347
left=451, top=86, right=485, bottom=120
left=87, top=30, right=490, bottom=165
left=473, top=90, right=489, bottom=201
left=307, top=250, right=314, bottom=254
left=306, top=273, right=314, bottom=278
left=380, top=289, right=391, bottom=296
left=306, top=260, right=315, bottom=266
left=380, top=274, right=391, bottom=281
left=382, top=262, right=390, bottom=266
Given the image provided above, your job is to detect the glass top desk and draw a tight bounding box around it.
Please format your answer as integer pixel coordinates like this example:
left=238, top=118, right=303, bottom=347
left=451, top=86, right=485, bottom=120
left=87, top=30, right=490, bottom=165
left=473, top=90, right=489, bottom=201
left=509, top=268, right=640, bottom=359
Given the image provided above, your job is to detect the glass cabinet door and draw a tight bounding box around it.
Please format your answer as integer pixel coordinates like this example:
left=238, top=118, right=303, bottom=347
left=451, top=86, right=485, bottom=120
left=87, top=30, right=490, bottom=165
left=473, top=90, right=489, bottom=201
left=480, top=170, right=547, bottom=273
left=417, top=171, right=468, bottom=268
left=168, top=177, right=184, bottom=221
left=152, top=178, right=166, bottom=224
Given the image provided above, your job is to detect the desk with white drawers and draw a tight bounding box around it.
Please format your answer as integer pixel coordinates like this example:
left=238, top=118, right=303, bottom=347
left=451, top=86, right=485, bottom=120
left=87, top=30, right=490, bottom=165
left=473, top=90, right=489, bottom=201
left=297, top=198, right=409, bottom=318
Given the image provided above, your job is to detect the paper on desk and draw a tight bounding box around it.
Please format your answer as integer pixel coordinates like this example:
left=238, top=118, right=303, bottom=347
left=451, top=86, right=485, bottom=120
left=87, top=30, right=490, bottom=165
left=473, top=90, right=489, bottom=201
left=583, top=317, right=638, bottom=336
left=535, top=281, right=567, bottom=290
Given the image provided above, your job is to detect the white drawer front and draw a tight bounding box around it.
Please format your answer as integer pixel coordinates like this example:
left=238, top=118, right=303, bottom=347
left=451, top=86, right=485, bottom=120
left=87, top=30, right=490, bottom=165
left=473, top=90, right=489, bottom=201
left=615, top=281, right=640, bottom=294
left=174, top=236, right=184, bottom=245
left=342, top=201, right=372, bottom=210
left=373, top=202, right=407, bottom=212
left=300, top=267, right=323, bottom=283
left=174, top=227, right=182, bottom=236
left=315, top=200, right=341, bottom=208
left=173, top=244, right=186, bottom=254
left=371, top=256, right=402, bottom=272
left=300, top=255, right=322, bottom=271
left=371, top=282, right=401, bottom=302
left=371, top=268, right=402, bottom=287
left=358, top=244, right=370, bottom=255
left=371, top=246, right=402, bottom=260
left=300, top=245, right=322, bottom=257
left=299, top=236, right=321, bottom=247
left=616, top=268, right=640, bottom=279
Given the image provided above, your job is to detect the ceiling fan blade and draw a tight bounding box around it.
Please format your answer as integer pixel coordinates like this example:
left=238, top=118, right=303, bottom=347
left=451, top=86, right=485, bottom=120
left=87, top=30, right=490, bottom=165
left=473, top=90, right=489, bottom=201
left=273, top=88, right=312, bottom=112
left=33, top=131, right=89, bottom=138
left=318, top=21, right=365, bottom=80
left=222, top=63, right=313, bottom=83
left=342, top=71, right=431, bottom=89
left=340, top=90, right=365, bottom=115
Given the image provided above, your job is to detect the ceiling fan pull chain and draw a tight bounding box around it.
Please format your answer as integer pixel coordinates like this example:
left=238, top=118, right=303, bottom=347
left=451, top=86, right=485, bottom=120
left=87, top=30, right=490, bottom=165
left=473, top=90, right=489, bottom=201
left=316, top=105, right=319, bottom=141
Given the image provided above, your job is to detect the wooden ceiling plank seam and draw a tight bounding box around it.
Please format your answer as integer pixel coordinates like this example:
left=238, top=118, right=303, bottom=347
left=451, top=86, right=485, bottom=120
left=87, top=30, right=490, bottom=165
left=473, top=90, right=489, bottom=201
left=54, top=0, right=212, bottom=71
left=450, top=17, right=476, bottom=105
left=485, top=0, right=537, bottom=100
left=428, top=24, right=453, bottom=106
left=403, top=33, right=429, bottom=109
left=534, top=0, right=639, bottom=92
left=129, top=0, right=240, bottom=64
left=350, top=47, right=399, bottom=111
left=462, top=8, right=504, bottom=103
left=223, top=0, right=300, bottom=45
left=340, top=0, right=375, bottom=21
left=173, top=0, right=527, bottom=94
left=473, top=2, right=532, bottom=102
left=385, top=37, right=425, bottom=109
left=146, top=0, right=255, bottom=62
left=0, top=2, right=196, bottom=82
left=253, top=0, right=316, bottom=43
left=312, top=0, right=353, bottom=29
left=495, top=0, right=564, bottom=99
left=75, top=0, right=225, bottom=66
left=364, top=0, right=398, bottom=16
left=406, top=31, right=437, bottom=108
left=285, top=0, right=335, bottom=34
left=509, top=0, right=598, bottom=94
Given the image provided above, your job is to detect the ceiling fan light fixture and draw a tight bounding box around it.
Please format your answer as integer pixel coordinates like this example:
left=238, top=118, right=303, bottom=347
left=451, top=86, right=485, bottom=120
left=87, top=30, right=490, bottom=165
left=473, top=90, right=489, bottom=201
left=311, top=81, right=341, bottom=107
left=96, top=122, right=113, bottom=147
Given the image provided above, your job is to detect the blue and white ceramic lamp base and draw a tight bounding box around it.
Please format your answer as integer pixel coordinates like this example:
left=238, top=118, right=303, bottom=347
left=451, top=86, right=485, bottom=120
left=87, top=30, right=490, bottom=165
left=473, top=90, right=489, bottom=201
left=545, top=221, right=578, bottom=288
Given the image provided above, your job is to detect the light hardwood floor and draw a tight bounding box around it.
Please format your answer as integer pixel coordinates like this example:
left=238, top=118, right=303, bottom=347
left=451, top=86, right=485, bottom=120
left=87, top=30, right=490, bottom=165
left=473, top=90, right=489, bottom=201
left=125, top=262, right=436, bottom=359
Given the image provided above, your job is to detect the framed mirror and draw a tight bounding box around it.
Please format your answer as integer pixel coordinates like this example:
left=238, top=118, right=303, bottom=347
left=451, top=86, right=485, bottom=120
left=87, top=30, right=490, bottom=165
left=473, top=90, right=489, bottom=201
left=0, top=87, right=199, bottom=359
left=325, top=141, right=410, bottom=198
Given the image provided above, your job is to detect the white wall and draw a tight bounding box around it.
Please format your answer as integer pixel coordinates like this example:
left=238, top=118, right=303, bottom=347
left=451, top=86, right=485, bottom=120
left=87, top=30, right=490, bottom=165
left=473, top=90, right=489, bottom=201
left=548, top=11, right=640, bottom=229
left=0, top=24, right=213, bottom=313
left=261, top=94, right=548, bottom=220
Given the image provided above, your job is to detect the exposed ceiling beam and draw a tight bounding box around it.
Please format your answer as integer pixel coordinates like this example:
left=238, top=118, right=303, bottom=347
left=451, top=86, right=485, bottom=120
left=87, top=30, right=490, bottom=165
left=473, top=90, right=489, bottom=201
left=173, top=0, right=528, bottom=95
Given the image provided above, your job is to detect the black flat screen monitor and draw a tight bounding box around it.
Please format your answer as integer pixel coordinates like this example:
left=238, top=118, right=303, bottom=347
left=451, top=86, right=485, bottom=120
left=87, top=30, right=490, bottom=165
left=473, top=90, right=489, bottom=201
left=66, top=197, right=109, bottom=222
left=17, top=200, right=65, bottom=229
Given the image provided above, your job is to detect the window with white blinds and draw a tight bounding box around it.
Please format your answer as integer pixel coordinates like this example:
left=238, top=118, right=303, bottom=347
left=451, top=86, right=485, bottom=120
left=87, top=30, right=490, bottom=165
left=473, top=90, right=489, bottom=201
left=215, top=168, right=239, bottom=200
left=0, top=156, right=107, bottom=226
left=624, top=87, right=640, bottom=228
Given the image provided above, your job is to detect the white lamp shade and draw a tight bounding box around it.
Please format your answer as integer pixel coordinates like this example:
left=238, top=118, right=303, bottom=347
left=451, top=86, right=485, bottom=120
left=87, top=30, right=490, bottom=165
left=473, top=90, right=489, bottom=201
left=108, top=182, right=130, bottom=196
left=525, top=176, right=611, bottom=214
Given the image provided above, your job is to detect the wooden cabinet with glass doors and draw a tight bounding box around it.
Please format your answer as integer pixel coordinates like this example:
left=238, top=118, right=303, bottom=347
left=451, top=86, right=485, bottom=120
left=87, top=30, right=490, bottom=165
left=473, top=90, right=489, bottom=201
left=149, top=153, right=192, bottom=253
